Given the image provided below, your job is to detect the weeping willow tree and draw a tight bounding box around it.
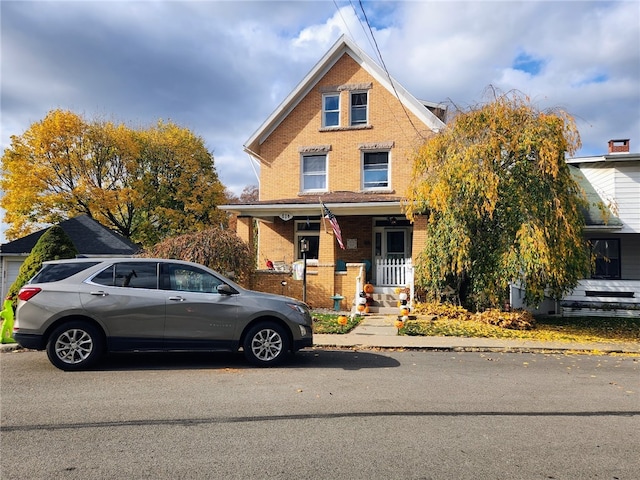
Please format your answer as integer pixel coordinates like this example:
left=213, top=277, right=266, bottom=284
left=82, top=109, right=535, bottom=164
left=405, top=90, right=592, bottom=310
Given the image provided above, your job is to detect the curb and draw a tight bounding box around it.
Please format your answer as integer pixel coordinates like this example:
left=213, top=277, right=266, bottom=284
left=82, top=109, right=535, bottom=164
left=0, top=343, right=22, bottom=353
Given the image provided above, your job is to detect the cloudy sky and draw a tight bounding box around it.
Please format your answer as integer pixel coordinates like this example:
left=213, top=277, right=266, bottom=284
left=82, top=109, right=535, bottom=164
left=1, top=1, right=639, bottom=201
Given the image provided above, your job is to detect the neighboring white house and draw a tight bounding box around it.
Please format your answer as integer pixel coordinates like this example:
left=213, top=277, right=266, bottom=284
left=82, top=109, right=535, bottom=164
left=0, top=215, right=140, bottom=299
left=511, top=139, right=640, bottom=317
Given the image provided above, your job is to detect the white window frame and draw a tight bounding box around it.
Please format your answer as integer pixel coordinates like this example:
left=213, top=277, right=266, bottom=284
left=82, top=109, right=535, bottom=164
left=301, top=153, right=328, bottom=192
left=362, top=150, right=390, bottom=190
left=322, top=93, right=340, bottom=128
left=350, top=90, right=368, bottom=126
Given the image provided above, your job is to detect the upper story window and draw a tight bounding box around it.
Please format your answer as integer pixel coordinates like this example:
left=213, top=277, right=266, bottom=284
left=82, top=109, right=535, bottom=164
left=323, top=93, right=340, bottom=127
left=590, top=239, right=621, bottom=279
left=301, top=154, right=327, bottom=192
left=350, top=91, right=368, bottom=126
left=363, top=151, right=389, bottom=190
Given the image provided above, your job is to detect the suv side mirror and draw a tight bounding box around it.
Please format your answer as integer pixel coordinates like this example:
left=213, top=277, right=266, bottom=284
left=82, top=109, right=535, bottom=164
left=217, top=284, right=238, bottom=295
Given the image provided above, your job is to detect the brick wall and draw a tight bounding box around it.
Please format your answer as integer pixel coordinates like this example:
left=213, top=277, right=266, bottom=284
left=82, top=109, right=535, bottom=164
left=251, top=262, right=363, bottom=310
left=258, top=53, right=433, bottom=201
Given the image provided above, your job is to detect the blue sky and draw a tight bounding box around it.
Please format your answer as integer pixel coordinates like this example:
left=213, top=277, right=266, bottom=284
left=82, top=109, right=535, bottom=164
left=1, top=0, right=639, bottom=240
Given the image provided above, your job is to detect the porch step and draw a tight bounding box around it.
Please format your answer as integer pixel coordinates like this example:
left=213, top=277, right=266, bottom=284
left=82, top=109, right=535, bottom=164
left=362, top=287, right=411, bottom=315
left=366, top=306, right=401, bottom=315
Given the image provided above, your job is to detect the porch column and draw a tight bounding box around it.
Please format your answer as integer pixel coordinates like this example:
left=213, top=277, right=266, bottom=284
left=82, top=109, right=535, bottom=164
left=411, top=214, right=427, bottom=264
left=236, top=216, right=256, bottom=266
left=310, top=227, right=338, bottom=308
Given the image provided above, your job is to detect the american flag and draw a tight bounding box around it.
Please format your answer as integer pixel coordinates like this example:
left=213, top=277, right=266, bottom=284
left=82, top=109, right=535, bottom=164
left=321, top=201, right=345, bottom=250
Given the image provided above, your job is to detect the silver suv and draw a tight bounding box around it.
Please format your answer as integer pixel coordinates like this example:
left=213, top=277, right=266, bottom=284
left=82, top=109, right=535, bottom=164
left=14, top=258, right=313, bottom=370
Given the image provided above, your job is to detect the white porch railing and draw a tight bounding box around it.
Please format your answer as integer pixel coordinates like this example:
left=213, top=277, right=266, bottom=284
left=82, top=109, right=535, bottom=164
left=376, top=258, right=412, bottom=287
left=561, top=279, right=640, bottom=317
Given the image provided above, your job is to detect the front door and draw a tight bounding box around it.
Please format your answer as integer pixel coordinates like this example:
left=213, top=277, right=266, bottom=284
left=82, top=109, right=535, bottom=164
left=373, top=223, right=411, bottom=284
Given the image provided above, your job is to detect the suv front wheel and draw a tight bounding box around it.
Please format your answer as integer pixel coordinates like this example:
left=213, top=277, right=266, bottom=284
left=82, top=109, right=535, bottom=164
left=243, top=322, right=290, bottom=366
left=46, top=321, right=104, bottom=371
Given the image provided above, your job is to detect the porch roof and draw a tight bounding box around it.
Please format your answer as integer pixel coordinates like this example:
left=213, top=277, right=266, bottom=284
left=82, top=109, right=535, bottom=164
left=219, top=191, right=406, bottom=220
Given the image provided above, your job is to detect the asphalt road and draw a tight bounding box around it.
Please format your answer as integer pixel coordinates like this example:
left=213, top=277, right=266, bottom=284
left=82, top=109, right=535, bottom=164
left=1, top=348, right=639, bottom=479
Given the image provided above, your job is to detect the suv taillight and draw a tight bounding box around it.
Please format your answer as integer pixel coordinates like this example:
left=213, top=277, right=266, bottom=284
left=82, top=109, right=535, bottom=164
left=18, top=287, right=42, bottom=301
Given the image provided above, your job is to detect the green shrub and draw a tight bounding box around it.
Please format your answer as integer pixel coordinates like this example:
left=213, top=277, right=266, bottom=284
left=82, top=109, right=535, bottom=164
left=7, top=225, right=78, bottom=304
left=141, top=227, right=254, bottom=286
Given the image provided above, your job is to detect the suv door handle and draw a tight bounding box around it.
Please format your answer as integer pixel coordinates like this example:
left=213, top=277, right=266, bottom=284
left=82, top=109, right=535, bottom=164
left=169, top=296, right=186, bottom=302
left=90, top=291, right=109, bottom=296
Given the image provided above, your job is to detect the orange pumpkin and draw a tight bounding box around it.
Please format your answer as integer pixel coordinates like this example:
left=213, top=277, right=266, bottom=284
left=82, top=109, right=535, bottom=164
left=400, top=307, right=409, bottom=316
left=357, top=304, right=366, bottom=312
left=337, top=316, right=348, bottom=326
left=364, top=283, right=374, bottom=294
left=394, top=320, right=404, bottom=329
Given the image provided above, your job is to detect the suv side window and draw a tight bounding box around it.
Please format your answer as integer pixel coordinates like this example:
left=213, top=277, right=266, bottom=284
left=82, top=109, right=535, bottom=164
left=161, top=263, right=222, bottom=293
left=92, top=262, right=159, bottom=289
left=30, top=262, right=101, bottom=284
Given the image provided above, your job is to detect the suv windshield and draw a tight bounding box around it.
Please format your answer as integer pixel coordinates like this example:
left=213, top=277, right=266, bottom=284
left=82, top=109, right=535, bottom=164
left=30, top=262, right=100, bottom=284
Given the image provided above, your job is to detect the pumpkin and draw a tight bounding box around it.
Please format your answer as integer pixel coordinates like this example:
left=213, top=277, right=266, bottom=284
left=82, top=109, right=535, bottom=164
left=394, top=320, right=404, bottom=329
left=364, top=283, right=374, bottom=294
left=357, top=304, right=366, bottom=312
left=337, top=316, right=348, bottom=326
left=400, top=307, right=409, bottom=316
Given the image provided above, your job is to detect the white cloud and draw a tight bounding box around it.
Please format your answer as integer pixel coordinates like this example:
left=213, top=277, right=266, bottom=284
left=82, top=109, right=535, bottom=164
left=1, top=0, right=638, bottom=206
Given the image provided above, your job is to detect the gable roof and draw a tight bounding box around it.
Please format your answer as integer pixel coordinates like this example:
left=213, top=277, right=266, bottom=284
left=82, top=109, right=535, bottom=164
left=244, top=35, right=446, bottom=155
left=0, top=215, right=140, bottom=255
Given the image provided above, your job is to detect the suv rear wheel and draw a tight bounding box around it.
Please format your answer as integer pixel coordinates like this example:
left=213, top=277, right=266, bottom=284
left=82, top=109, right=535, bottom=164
left=46, top=321, right=104, bottom=371
left=243, top=322, right=290, bottom=366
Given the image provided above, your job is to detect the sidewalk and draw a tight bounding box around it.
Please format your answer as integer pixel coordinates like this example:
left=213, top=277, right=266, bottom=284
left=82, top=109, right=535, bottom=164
left=1, top=315, right=638, bottom=355
left=313, top=314, right=640, bottom=355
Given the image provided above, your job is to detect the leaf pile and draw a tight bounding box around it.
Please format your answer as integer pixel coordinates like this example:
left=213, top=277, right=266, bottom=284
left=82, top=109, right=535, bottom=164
left=412, top=301, right=535, bottom=330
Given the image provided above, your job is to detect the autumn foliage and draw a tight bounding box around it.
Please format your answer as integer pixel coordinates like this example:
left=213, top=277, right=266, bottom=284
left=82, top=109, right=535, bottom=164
left=1, top=110, right=227, bottom=246
left=412, top=301, right=536, bottom=330
left=405, top=90, right=592, bottom=309
left=140, top=227, right=254, bottom=286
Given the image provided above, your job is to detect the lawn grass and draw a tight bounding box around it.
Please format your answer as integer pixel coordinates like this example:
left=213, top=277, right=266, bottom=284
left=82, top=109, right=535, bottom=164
left=312, top=308, right=640, bottom=345
left=402, top=315, right=640, bottom=344
left=312, top=312, right=361, bottom=334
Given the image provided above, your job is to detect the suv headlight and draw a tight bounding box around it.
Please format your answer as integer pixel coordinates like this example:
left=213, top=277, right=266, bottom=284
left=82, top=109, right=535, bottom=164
left=286, top=303, right=307, bottom=315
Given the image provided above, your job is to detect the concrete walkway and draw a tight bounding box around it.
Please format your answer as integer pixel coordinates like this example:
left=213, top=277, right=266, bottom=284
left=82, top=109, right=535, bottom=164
left=1, top=315, right=638, bottom=355
left=313, top=314, right=640, bottom=354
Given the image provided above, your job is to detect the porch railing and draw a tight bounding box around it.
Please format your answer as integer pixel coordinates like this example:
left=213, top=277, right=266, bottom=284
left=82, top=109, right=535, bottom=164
left=561, top=279, right=640, bottom=317
left=376, top=258, right=412, bottom=287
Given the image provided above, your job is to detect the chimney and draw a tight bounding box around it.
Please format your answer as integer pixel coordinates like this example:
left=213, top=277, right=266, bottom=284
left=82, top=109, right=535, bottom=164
left=608, top=139, right=630, bottom=154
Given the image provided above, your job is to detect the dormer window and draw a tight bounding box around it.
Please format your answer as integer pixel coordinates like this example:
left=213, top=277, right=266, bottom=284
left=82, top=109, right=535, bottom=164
left=323, top=93, right=340, bottom=127
left=350, top=91, right=368, bottom=126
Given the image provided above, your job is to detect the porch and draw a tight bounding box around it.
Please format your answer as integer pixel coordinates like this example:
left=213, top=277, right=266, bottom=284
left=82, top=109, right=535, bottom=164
left=560, top=279, right=640, bottom=318
left=250, top=257, right=414, bottom=313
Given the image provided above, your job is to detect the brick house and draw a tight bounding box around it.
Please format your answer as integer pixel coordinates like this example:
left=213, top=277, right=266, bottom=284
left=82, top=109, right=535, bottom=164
left=221, top=36, right=445, bottom=311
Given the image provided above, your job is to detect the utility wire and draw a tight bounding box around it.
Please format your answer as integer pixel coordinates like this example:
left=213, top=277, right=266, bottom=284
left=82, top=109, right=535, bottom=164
left=356, top=0, right=426, bottom=140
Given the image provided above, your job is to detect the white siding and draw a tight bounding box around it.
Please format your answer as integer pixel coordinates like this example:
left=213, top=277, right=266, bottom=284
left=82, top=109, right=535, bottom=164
left=580, top=161, right=640, bottom=233
left=615, top=165, right=640, bottom=232
left=0, top=257, right=25, bottom=299
left=581, top=166, right=615, bottom=202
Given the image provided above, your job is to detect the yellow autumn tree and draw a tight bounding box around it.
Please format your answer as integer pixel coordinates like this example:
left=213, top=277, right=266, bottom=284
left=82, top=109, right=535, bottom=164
left=1, top=110, right=227, bottom=246
left=405, top=90, right=592, bottom=309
